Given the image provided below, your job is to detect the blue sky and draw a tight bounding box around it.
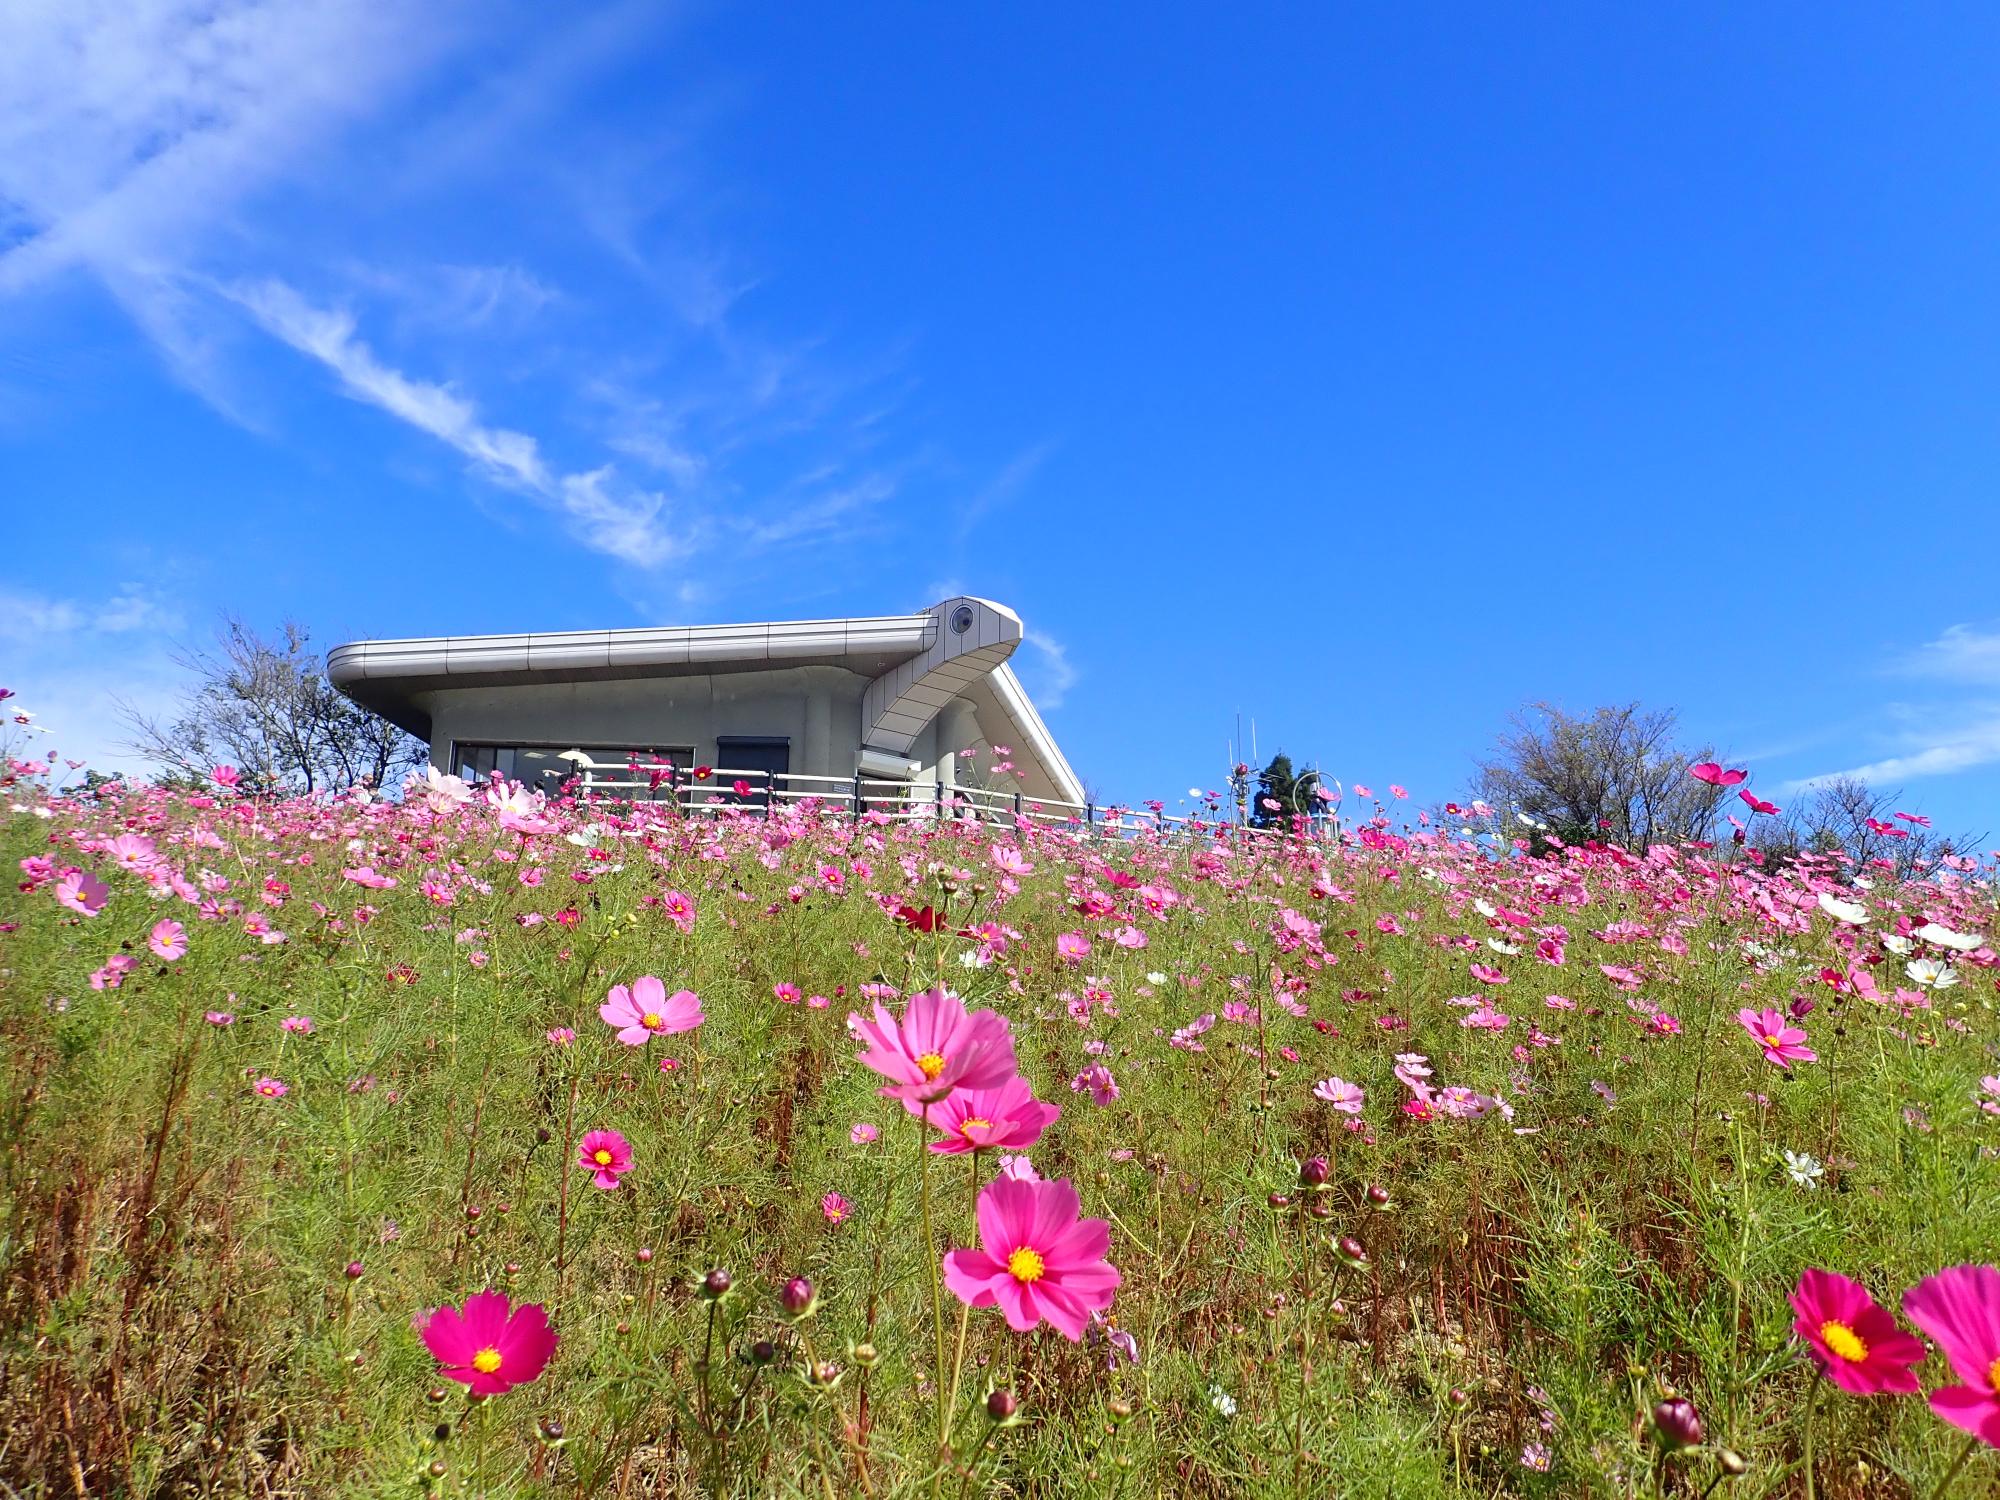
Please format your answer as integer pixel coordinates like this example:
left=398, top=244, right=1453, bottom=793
left=5, top=3, right=2000, bottom=832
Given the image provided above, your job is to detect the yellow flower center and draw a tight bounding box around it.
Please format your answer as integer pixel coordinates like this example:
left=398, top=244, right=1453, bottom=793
left=959, top=1117, right=992, bottom=1140
left=642, top=1012, right=664, bottom=1030
left=471, top=1347, right=503, bottom=1375
left=1007, top=1246, right=1046, bottom=1283
left=917, top=1052, right=947, bottom=1081
left=1820, top=1321, right=1869, bottom=1363
left=1989, top=1356, right=2000, bottom=1392
left=593, top=1149, right=614, bottom=1166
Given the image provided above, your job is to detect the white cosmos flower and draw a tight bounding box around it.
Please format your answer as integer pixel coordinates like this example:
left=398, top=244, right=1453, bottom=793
left=1853, top=875, right=1875, bottom=890
left=1881, top=934, right=1915, bottom=957
left=1905, top=957, right=1960, bottom=990
left=1487, top=938, right=1522, bottom=955
left=1207, top=1385, right=1238, bottom=1419
left=1145, top=972, right=1168, bottom=986
left=1916, top=922, right=1982, bottom=954
left=1783, top=1150, right=1825, bottom=1190
left=957, top=949, right=993, bottom=968
left=1818, top=891, right=1869, bottom=926
left=1474, top=898, right=1499, bottom=919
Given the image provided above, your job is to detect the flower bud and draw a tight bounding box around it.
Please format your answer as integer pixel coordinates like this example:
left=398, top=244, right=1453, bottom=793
left=1718, top=1449, right=1747, bottom=1476
left=1447, top=1387, right=1470, bottom=1410
left=987, top=1389, right=1019, bottom=1421
left=537, top=1417, right=566, bottom=1446
left=1336, top=1234, right=1369, bottom=1269
left=851, top=1341, right=878, bottom=1368
left=751, top=1339, right=777, bottom=1365
left=636, top=1246, right=653, bottom=1264
left=701, top=1268, right=732, bottom=1300
left=344, top=1260, right=364, bottom=1280
left=1365, top=1183, right=1391, bottom=1208
left=1652, top=1396, right=1703, bottom=1450
left=426, top=1387, right=449, bottom=1405
left=779, top=1276, right=818, bottom=1319
left=1298, top=1156, right=1330, bottom=1188
left=1108, top=1398, right=1133, bottom=1424
left=1267, top=1192, right=1292, bottom=1210
left=428, top=1460, right=448, bottom=1479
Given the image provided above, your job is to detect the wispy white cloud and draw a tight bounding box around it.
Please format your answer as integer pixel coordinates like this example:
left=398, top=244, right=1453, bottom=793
left=1021, top=629, right=1079, bottom=712
left=1899, top=622, right=2000, bottom=684
left=1788, top=622, right=2000, bottom=790
left=0, top=581, right=189, bottom=777
left=226, top=278, right=679, bottom=566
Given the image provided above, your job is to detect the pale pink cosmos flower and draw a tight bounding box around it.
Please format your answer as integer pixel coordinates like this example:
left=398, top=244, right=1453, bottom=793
left=546, top=1027, right=576, bottom=1046
left=1055, top=931, right=1091, bottom=963
left=1313, top=1077, right=1365, bottom=1114
left=821, top=1191, right=851, bottom=1226
left=850, top=1122, right=879, bottom=1145
left=252, top=1077, right=288, bottom=1098
left=148, top=919, right=187, bottom=960
left=280, top=1016, right=313, bottom=1035
left=577, top=1129, right=634, bottom=1188
left=943, top=1175, right=1122, bottom=1340
left=600, top=977, right=704, bottom=1046
left=849, top=989, right=1017, bottom=1110
left=205, top=1010, right=235, bottom=1026
left=928, top=1075, right=1060, bottom=1154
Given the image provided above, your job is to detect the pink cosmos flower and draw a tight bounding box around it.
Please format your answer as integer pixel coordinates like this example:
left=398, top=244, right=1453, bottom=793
left=252, top=1077, right=287, bottom=1098
left=942, top=1175, right=1122, bottom=1340
left=600, top=977, right=704, bottom=1045
left=1737, top=1007, right=1818, bottom=1069
left=1903, top=1265, right=2000, bottom=1448
left=206, top=1010, right=235, bottom=1026
left=1070, top=1064, right=1120, bottom=1107
left=577, top=1129, right=634, bottom=1188
left=54, top=868, right=110, bottom=916
left=1689, top=762, right=1748, bottom=787
left=1313, top=1077, right=1365, bottom=1114
left=342, top=866, right=398, bottom=889
left=280, top=1015, right=313, bottom=1035
left=1790, top=1268, right=1925, bottom=1395
left=850, top=1122, right=879, bottom=1145
left=212, top=764, right=241, bottom=789
left=821, top=1191, right=851, bottom=1226
left=848, top=988, right=1018, bottom=1109
left=773, top=981, right=802, bottom=1004
left=928, top=1075, right=1060, bottom=1154
left=419, top=1289, right=557, bottom=1396
left=1056, top=931, right=1091, bottom=963
left=148, top=918, right=187, bottom=960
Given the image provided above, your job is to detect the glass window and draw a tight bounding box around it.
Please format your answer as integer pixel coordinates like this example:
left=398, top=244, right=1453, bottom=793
left=449, top=743, right=693, bottom=801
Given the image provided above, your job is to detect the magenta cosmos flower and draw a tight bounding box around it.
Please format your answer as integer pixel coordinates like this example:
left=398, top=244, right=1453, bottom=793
left=1903, top=1265, right=2000, bottom=1447
left=419, top=1289, right=557, bottom=1395
left=1790, top=1268, right=1925, bottom=1394
left=943, top=1175, right=1121, bottom=1340
left=577, top=1129, right=634, bottom=1188
left=600, top=976, right=704, bottom=1045
left=928, top=1075, right=1060, bottom=1155
left=54, top=868, right=110, bottom=916
left=1737, top=1007, right=1817, bottom=1069
left=849, top=988, right=1017, bottom=1110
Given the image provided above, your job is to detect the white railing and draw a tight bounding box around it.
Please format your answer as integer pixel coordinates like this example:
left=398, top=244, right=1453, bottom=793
left=547, top=752, right=1281, bottom=844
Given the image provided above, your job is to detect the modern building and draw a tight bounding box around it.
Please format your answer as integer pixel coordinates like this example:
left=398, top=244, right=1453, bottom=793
left=328, top=596, right=1084, bottom=808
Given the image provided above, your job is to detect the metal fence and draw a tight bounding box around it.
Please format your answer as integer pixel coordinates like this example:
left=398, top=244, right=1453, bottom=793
left=551, top=752, right=1262, bottom=843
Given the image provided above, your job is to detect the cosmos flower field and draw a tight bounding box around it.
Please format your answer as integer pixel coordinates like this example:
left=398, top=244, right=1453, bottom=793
left=4, top=757, right=2000, bottom=1497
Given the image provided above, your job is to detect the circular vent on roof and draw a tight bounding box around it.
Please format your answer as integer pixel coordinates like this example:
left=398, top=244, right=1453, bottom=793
left=949, top=604, right=975, bottom=635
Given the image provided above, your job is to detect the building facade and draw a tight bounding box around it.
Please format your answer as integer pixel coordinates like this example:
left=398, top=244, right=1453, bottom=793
left=329, top=596, right=1083, bottom=806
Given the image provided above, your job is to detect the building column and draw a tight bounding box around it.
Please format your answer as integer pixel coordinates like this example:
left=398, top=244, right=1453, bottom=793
left=801, top=668, right=836, bottom=778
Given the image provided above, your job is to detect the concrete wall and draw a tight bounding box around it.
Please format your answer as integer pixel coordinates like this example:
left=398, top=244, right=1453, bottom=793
left=417, top=666, right=1000, bottom=789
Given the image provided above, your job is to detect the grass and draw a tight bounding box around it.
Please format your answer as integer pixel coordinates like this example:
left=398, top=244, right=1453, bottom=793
left=1, top=778, right=1996, bottom=1497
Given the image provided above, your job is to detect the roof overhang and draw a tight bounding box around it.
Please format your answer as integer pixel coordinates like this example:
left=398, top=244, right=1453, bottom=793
left=330, top=596, right=1082, bottom=803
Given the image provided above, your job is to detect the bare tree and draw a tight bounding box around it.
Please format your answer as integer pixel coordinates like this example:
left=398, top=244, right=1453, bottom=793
left=1474, top=702, right=1727, bottom=847
left=1754, top=775, right=1980, bottom=878
left=119, top=617, right=424, bottom=794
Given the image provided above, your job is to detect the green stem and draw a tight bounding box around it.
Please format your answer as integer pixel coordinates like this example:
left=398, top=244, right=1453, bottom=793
left=1801, top=1371, right=1821, bottom=1500
left=942, top=1151, right=979, bottom=1431
left=1929, top=1434, right=1982, bottom=1500
left=920, top=1105, right=949, bottom=1485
